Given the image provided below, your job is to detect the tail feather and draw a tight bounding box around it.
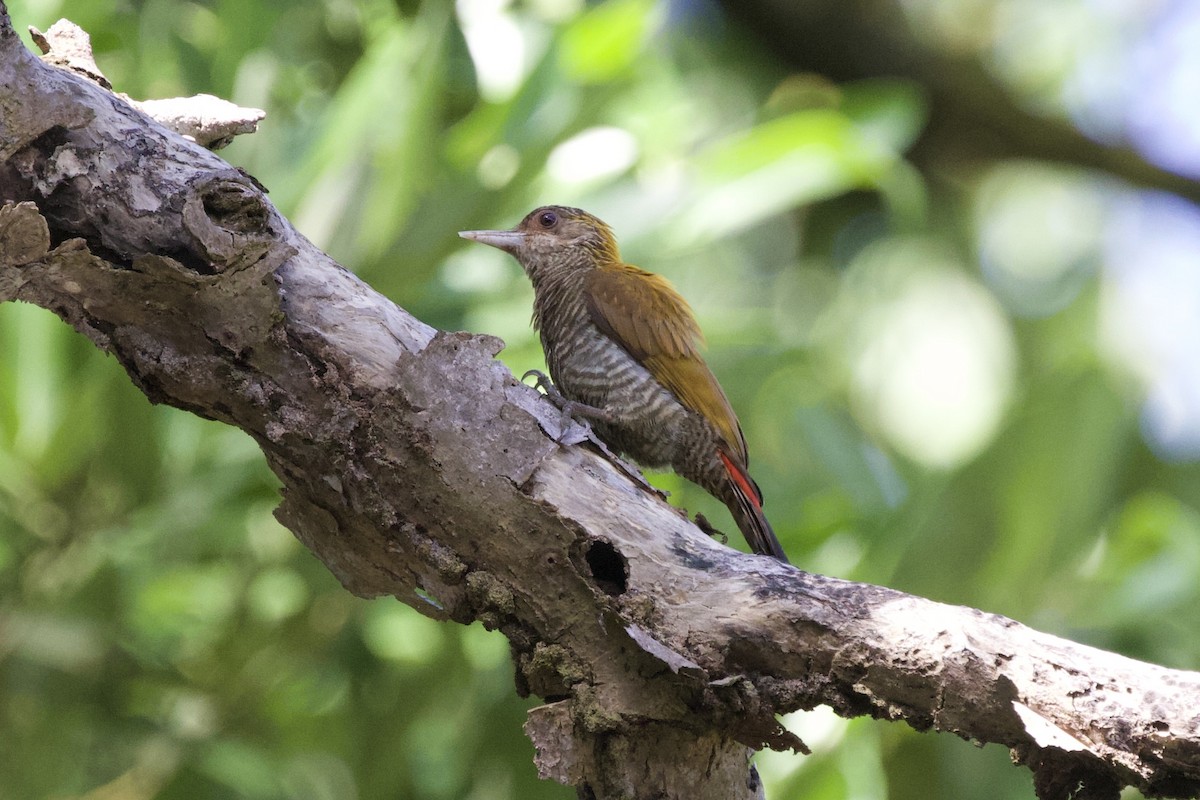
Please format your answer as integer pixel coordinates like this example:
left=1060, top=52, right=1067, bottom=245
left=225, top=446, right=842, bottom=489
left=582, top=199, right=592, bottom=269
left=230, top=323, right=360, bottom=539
left=717, top=450, right=790, bottom=563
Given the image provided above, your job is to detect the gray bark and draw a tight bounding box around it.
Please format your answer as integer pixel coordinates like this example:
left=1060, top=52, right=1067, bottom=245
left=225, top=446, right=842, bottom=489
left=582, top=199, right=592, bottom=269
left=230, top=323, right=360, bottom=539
left=2, top=8, right=1199, bottom=799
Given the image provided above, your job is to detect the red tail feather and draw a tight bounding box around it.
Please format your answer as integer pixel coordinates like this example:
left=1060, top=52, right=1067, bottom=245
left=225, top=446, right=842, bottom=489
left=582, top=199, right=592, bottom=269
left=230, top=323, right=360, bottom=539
left=718, top=450, right=763, bottom=508
left=717, top=450, right=789, bottom=563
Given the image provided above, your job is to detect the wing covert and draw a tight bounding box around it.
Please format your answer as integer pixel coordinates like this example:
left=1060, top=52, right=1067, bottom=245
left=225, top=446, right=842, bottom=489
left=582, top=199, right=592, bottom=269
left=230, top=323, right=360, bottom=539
left=584, top=265, right=749, bottom=463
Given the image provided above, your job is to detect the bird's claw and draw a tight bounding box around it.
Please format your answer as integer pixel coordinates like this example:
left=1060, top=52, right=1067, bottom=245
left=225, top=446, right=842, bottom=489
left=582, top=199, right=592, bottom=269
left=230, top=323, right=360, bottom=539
left=521, top=370, right=616, bottom=431
left=521, top=368, right=557, bottom=395
left=521, top=370, right=589, bottom=443
left=694, top=512, right=728, bottom=544
left=520, top=369, right=659, bottom=497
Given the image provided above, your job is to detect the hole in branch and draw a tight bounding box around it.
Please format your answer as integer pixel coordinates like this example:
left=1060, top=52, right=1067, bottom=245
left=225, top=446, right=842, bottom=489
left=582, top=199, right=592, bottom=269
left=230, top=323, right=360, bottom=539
left=585, top=540, right=627, bottom=596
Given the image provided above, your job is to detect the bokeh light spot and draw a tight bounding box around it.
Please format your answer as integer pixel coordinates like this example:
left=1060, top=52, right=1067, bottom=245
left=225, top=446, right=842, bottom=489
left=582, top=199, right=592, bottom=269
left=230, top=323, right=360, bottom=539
left=547, top=126, right=639, bottom=185
left=841, top=241, right=1016, bottom=469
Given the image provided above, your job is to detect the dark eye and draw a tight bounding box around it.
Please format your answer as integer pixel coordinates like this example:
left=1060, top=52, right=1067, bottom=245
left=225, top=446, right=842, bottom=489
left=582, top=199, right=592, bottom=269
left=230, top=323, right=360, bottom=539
left=538, top=210, right=558, bottom=228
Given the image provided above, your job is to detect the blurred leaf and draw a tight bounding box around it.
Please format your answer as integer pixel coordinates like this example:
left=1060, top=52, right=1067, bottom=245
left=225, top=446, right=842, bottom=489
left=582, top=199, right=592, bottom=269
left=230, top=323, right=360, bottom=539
left=672, top=108, right=915, bottom=243
left=840, top=79, right=929, bottom=155
left=559, top=0, right=655, bottom=84
left=129, top=564, right=240, bottom=649
left=199, top=739, right=281, bottom=798
left=2, top=1, right=1198, bottom=799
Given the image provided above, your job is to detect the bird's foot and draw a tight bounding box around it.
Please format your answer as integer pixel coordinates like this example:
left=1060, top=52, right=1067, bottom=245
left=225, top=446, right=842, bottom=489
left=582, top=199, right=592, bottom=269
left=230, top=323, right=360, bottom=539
left=522, top=369, right=615, bottom=423
left=520, top=370, right=662, bottom=498
left=521, top=369, right=560, bottom=400
left=522, top=369, right=584, bottom=442
left=694, top=512, right=728, bottom=544
left=521, top=369, right=615, bottom=439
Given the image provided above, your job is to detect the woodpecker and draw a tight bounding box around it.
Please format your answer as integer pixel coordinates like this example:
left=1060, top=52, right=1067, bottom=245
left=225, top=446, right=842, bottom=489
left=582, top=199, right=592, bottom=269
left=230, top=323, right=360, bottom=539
left=459, top=206, right=788, bottom=563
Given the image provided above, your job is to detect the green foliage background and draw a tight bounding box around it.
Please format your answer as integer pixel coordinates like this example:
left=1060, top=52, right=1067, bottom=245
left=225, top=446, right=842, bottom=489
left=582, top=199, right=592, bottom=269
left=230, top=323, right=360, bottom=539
left=2, top=1, right=1199, bottom=798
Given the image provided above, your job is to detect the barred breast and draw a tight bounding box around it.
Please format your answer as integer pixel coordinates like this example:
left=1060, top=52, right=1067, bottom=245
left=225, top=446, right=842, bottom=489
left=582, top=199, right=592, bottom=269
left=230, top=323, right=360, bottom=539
left=533, top=277, right=725, bottom=483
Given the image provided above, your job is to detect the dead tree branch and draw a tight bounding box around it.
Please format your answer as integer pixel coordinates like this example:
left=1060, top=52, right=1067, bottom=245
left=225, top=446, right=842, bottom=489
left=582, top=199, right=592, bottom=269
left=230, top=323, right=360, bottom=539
left=2, top=9, right=1198, bottom=799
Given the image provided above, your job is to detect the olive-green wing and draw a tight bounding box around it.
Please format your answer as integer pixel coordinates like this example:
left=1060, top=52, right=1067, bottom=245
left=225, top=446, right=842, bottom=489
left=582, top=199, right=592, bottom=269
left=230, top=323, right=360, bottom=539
left=583, top=264, right=749, bottom=464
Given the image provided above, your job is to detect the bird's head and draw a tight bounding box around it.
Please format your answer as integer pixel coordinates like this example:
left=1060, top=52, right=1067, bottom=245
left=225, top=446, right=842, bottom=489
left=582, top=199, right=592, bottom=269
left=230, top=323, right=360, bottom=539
left=459, top=206, right=620, bottom=277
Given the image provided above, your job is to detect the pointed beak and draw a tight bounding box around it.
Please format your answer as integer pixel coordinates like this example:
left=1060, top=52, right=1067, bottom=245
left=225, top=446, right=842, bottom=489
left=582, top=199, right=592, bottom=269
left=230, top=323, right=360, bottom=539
left=458, top=229, right=526, bottom=254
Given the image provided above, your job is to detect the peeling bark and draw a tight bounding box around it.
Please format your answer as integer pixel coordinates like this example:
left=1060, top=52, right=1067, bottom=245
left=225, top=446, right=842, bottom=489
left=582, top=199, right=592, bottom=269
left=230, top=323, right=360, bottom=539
left=28, top=18, right=265, bottom=148
left=2, top=8, right=1199, bottom=799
